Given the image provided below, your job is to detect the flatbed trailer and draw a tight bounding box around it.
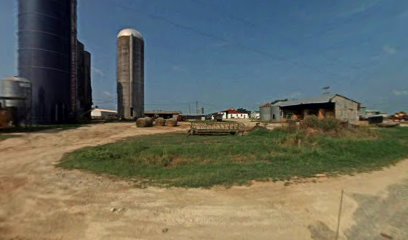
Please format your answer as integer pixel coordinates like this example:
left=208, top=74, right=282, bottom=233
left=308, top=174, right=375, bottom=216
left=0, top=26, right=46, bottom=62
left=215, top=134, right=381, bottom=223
left=188, top=121, right=245, bottom=136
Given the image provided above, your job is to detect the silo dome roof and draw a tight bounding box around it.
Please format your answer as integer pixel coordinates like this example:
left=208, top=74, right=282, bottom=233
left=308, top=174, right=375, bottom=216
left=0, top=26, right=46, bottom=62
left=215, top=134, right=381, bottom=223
left=117, top=28, right=143, bottom=39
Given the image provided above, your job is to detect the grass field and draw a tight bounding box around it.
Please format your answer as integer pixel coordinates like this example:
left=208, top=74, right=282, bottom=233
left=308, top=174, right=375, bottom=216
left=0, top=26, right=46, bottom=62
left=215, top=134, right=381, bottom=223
left=59, top=127, right=408, bottom=188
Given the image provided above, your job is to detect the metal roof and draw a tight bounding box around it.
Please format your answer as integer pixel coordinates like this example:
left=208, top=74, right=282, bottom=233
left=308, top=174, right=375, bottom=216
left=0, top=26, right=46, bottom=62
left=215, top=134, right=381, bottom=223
left=271, top=94, right=360, bottom=107
left=144, top=111, right=181, bottom=115
left=91, top=108, right=117, bottom=113
left=117, top=28, right=143, bottom=39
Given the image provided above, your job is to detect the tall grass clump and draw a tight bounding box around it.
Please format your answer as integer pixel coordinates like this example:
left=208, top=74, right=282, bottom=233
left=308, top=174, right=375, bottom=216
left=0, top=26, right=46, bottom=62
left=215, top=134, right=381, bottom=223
left=301, top=116, right=341, bottom=132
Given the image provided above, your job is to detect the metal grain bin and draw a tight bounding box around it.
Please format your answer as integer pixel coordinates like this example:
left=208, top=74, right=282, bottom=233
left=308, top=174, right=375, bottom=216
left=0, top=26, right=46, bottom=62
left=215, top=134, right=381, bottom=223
left=0, top=77, right=31, bottom=125
left=260, top=103, right=272, bottom=121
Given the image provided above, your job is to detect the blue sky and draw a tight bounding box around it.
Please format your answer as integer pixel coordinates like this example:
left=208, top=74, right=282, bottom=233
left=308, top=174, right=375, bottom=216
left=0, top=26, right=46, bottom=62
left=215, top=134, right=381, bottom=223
left=1, top=0, right=407, bottom=113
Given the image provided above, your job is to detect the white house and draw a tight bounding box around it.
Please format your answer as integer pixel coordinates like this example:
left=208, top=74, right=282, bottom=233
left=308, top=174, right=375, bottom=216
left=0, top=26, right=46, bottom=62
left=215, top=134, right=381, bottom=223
left=221, top=109, right=250, bottom=119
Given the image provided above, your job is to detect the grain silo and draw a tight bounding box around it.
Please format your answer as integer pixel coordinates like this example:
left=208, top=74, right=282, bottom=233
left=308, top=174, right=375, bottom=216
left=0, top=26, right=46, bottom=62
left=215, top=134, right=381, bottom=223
left=117, top=28, right=145, bottom=120
left=76, top=40, right=93, bottom=120
left=18, top=0, right=75, bottom=124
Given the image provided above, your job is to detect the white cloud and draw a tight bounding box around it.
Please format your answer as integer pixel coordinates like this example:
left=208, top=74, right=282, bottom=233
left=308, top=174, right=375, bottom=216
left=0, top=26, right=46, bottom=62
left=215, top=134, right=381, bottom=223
left=103, top=91, right=114, bottom=97
left=393, top=90, right=408, bottom=96
left=92, top=67, right=105, bottom=77
left=339, top=0, right=383, bottom=17
left=212, top=41, right=230, bottom=48
left=171, top=65, right=187, bottom=72
left=383, top=45, right=397, bottom=55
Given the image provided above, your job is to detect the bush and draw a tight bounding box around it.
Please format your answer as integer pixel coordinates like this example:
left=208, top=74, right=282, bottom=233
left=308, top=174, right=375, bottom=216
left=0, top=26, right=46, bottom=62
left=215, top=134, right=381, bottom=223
left=301, top=116, right=319, bottom=129
left=301, top=116, right=341, bottom=132
left=319, top=117, right=341, bottom=132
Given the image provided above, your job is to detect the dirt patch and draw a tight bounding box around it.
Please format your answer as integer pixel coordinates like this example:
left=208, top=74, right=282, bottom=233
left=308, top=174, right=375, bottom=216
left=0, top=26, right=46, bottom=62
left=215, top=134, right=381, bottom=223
left=0, top=177, right=27, bottom=193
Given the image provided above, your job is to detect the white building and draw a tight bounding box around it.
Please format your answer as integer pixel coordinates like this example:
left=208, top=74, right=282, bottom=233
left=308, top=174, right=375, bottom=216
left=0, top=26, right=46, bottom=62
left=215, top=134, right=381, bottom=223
left=91, top=108, right=118, bottom=120
left=251, top=111, right=260, bottom=119
left=220, top=109, right=250, bottom=119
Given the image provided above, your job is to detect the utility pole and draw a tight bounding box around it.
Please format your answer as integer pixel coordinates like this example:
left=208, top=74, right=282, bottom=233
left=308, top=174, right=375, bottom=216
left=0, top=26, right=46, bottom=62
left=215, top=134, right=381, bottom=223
left=196, top=101, right=199, bottom=115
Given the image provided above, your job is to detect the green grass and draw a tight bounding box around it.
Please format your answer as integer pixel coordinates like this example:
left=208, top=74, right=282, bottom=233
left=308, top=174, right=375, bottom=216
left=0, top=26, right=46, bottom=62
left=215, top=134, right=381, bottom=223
left=58, top=127, right=408, bottom=188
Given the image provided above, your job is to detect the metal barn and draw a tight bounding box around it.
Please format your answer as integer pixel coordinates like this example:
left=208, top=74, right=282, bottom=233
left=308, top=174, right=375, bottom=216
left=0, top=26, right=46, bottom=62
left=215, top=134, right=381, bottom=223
left=260, top=94, right=360, bottom=123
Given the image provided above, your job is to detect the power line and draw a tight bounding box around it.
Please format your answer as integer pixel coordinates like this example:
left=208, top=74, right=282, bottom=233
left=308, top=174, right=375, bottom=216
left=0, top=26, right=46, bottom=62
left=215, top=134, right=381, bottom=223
left=100, top=1, right=391, bottom=110
left=112, top=1, right=352, bottom=81
left=188, top=0, right=257, bottom=27
left=188, top=0, right=368, bottom=72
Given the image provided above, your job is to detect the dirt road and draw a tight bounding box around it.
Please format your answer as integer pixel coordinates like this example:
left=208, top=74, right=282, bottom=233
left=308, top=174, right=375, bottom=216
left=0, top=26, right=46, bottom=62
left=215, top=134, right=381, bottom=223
left=0, top=123, right=407, bottom=240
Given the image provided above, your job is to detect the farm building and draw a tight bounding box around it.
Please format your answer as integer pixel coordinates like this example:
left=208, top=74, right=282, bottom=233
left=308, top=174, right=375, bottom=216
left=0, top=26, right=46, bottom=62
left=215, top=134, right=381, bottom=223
left=251, top=111, right=260, bottom=119
left=220, top=109, right=250, bottom=119
left=260, top=94, right=360, bottom=123
left=91, top=108, right=118, bottom=120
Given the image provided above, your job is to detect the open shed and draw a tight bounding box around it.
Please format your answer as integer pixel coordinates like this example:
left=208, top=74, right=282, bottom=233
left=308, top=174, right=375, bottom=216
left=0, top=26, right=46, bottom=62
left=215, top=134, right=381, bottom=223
left=260, top=94, right=360, bottom=123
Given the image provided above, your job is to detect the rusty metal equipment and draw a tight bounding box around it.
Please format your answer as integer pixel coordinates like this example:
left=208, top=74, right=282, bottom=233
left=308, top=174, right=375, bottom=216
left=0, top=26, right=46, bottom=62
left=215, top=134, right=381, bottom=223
left=188, top=121, right=245, bottom=136
left=0, top=109, right=13, bottom=129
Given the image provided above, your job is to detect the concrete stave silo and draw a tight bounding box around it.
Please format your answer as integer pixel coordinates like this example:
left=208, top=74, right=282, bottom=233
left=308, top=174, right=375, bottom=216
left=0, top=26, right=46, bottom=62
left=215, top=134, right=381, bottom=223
left=117, top=28, right=145, bottom=120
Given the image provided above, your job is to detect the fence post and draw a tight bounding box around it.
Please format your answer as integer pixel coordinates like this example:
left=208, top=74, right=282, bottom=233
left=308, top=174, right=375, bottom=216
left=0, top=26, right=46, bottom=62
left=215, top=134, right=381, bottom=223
left=335, top=189, right=344, bottom=240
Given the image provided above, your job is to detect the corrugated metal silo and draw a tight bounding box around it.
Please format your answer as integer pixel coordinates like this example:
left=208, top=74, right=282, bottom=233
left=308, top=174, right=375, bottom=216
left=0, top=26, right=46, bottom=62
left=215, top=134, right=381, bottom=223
left=18, top=0, right=74, bottom=124
left=76, top=41, right=92, bottom=120
left=260, top=103, right=272, bottom=121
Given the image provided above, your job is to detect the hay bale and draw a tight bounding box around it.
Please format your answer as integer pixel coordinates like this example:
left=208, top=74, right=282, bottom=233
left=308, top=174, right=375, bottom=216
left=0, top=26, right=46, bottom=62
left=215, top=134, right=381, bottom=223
left=155, top=117, right=165, bottom=126
left=145, top=117, right=153, bottom=126
left=136, top=117, right=153, bottom=127
left=166, top=118, right=178, bottom=127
